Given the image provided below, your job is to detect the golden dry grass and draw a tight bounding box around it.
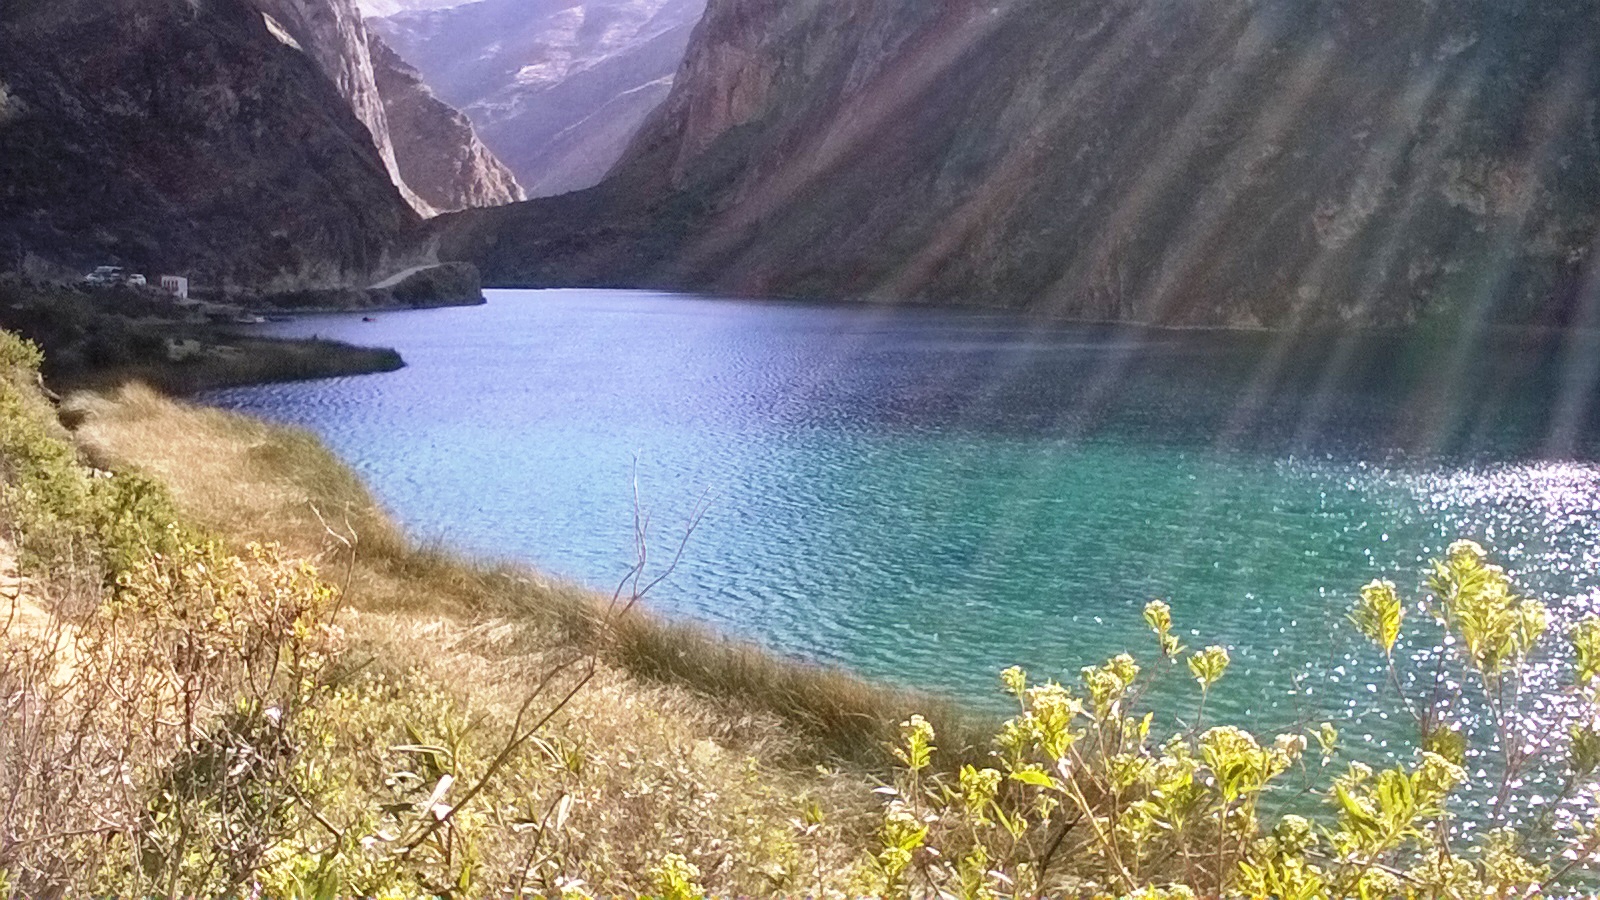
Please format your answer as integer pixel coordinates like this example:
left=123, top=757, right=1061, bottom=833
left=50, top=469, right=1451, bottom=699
left=50, top=382, right=1009, bottom=893
left=339, top=606, right=881, bottom=895
left=56, top=384, right=901, bottom=894
left=65, top=385, right=402, bottom=560
left=0, top=538, right=59, bottom=648
left=66, top=384, right=991, bottom=766
left=30, top=374, right=1600, bottom=898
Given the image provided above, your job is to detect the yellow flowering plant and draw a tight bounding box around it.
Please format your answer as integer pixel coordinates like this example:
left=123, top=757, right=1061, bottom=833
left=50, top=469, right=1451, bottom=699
left=871, top=543, right=1600, bottom=898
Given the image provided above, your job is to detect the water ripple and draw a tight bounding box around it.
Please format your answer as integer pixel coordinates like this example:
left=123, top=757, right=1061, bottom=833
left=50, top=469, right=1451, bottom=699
left=210, top=290, right=1600, bottom=816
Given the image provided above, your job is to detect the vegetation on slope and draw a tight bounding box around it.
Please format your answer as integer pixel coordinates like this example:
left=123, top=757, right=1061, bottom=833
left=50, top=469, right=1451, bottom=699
left=0, top=331, right=945, bottom=896
left=3, top=329, right=1599, bottom=897
left=855, top=554, right=1600, bottom=898
left=0, top=278, right=405, bottom=394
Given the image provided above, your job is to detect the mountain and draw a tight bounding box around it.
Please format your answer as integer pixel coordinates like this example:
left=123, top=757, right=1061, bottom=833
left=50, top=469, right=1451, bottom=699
left=435, top=0, right=1600, bottom=329
left=355, top=0, right=469, bottom=17
left=251, top=0, right=524, bottom=215
left=0, top=0, right=416, bottom=292
left=251, top=0, right=434, bottom=214
left=368, top=33, right=525, bottom=212
left=370, top=0, right=707, bottom=198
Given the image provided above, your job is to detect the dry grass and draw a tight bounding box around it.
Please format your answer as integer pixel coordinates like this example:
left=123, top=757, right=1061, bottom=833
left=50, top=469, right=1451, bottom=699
left=44, top=381, right=1002, bottom=893
left=0, top=540, right=44, bottom=633
left=2, top=380, right=898, bottom=894
left=338, top=606, right=879, bottom=896
left=25, top=368, right=1600, bottom=897
left=42, top=382, right=1027, bottom=893
left=65, top=385, right=403, bottom=560
left=66, top=384, right=991, bottom=766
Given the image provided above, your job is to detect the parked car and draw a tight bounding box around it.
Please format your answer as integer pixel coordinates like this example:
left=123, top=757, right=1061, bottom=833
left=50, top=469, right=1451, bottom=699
left=83, top=266, right=126, bottom=286
left=82, top=266, right=150, bottom=287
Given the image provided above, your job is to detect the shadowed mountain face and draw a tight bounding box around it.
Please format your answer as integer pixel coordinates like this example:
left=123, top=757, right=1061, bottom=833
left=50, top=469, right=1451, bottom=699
left=369, top=33, right=525, bottom=212
left=0, top=0, right=416, bottom=291
left=371, top=0, right=707, bottom=198
left=252, top=0, right=436, bottom=214
left=436, top=0, right=1600, bottom=329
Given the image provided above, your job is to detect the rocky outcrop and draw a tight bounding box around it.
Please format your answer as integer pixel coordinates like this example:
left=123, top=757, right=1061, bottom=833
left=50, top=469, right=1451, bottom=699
left=438, top=0, right=1600, bottom=329
left=368, top=34, right=525, bottom=213
left=0, top=0, right=417, bottom=292
left=241, top=261, right=486, bottom=309
left=371, top=0, right=706, bottom=197
left=367, top=261, right=485, bottom=307
left=249, top=0, right=435, bottom=215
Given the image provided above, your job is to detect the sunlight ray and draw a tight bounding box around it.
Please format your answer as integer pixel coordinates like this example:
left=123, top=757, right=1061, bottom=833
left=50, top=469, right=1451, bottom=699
left=1411, top=41, right=1595, bottom=457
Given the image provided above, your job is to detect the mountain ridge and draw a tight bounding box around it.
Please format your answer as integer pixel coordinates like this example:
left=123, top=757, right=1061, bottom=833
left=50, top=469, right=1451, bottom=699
left=251, top=0, right=436, bottom=214
left=0, top=0, right=519, bottom=292
left=368, top=32, right=526, bottom=212
left=371, top=0, right=706, bottom=197
left=434, top=0, right=1600, bottom=329
left=0, top=0, right=417, bottom=291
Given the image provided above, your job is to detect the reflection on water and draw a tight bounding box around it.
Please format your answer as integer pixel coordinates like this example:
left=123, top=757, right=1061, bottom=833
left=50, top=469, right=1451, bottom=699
left=208, top=290, right=1600, bottom=806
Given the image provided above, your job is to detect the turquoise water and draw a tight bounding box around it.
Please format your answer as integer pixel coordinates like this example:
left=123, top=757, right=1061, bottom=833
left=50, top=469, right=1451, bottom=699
left=209, top=290, right=1600, bottom=804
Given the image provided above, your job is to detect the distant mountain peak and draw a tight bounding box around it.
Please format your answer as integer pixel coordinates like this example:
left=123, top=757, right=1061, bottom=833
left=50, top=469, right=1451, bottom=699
left=356, top=0, right=477, bottom=17
left=371, top=0, right=708, bottom=198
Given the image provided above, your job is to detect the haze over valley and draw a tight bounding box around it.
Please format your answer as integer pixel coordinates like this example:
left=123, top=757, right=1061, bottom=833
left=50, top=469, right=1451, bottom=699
left=368, top=0, right=707, bottom=197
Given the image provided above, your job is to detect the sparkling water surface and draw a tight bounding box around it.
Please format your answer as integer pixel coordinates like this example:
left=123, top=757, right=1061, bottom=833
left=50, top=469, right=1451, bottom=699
left=208, top=290, right=1600, bottom=796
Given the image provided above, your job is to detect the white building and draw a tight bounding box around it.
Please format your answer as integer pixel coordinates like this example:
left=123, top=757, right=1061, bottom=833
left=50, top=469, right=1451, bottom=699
left=159, top=275, right=189, bottom=300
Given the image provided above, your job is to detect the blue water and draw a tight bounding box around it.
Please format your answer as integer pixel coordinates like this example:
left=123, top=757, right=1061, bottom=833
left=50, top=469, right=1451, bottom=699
left=209, top=290, right=1600, bottom=794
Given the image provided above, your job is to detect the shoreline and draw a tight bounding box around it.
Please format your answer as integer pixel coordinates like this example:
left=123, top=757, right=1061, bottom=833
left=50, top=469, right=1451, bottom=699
left=480, top=284, right=1600, bottom=344
left=0, top=277, right=410, bottom=397
left=7, top=298, right=1597, bottom=894
left=0, top=338, right=897, bottom=894
left=245, top=296, right=486, bottom=316
left=0, top=278, right=987, bottom=762
left=63, top=380, right=987, bottom=766
left=51, top=336, right=405, bottom=397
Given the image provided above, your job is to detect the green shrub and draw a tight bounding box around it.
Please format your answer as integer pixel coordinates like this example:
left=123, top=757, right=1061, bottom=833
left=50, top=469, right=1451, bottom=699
left=867, top=541, right=1600, bottom=898
left=0, top=329, right=181, bottom=580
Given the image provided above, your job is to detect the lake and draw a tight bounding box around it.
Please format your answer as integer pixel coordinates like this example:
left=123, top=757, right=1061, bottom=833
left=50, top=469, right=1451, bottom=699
left=210, top=289, right=1600, bottom=806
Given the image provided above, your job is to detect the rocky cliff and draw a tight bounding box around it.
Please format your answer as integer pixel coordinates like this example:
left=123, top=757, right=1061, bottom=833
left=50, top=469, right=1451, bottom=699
left=249, top=0, right=436, bottom=214
left=372, top=0, right=706, bottom=197
left=368, top=34, right=525, bottom=212
left=0, top=0, right=417, bottom=292
left=437, top=0, right=1600, bottom=329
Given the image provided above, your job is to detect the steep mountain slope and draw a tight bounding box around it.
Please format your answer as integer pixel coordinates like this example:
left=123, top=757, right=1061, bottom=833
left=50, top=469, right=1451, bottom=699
left=369, top=34, right=525, bottom=212
left=250, top=0, right=434, bottom=214
left=0, top=0, right=416, bottom=291
left=437, top=0, right=1600, bottom=329
left=371, top=0, right=706, bottom=197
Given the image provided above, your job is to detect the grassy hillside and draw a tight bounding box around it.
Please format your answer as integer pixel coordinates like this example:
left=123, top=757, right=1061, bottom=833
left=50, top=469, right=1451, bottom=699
left=0, top=331, right=976, bottom=895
